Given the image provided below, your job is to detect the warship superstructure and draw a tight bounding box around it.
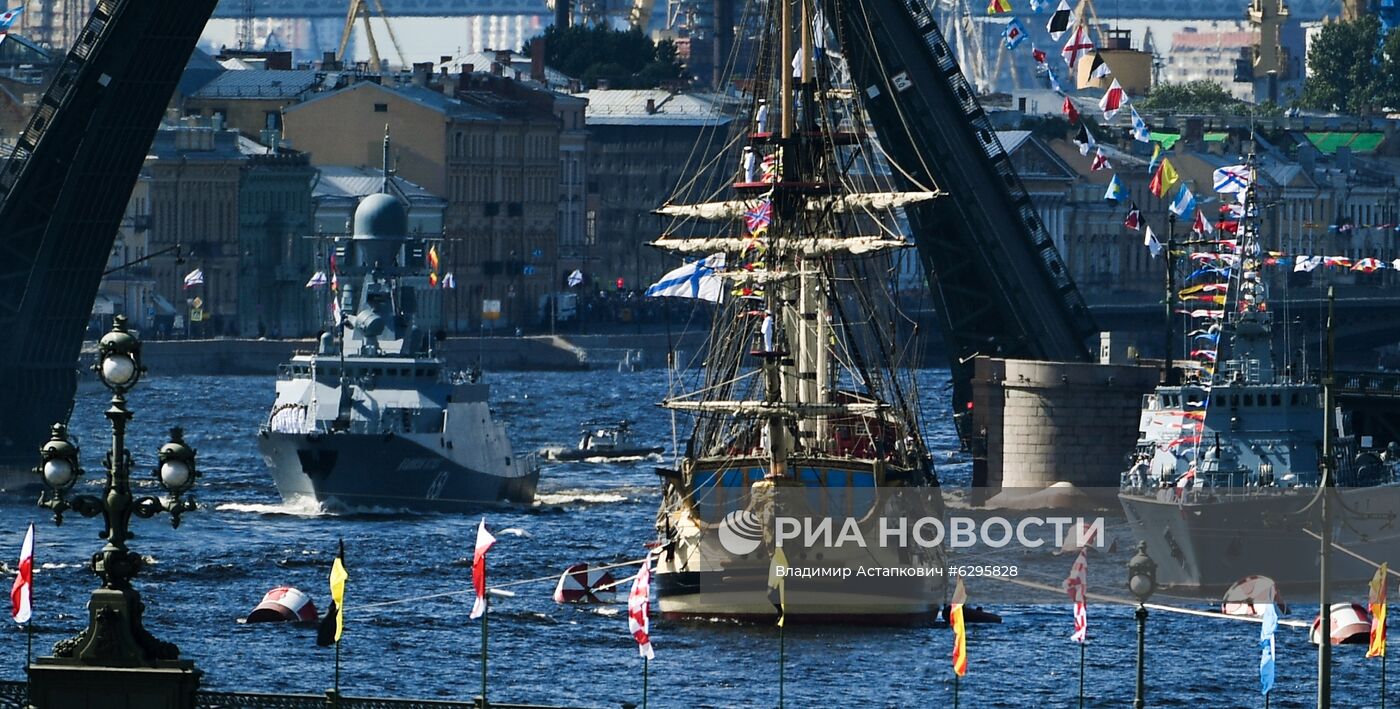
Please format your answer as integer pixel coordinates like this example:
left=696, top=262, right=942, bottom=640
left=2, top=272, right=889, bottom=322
left=1118, top=159, right=1400, bottom=591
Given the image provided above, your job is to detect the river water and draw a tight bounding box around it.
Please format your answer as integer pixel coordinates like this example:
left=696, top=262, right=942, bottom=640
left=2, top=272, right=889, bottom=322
left=0, top=370, right=1385, bottom=707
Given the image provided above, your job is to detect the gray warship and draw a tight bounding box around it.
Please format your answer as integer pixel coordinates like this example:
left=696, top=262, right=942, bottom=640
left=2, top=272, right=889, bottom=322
left=256, top=169, right=538, bottom=512
left=1118, top=161, right=1400, bottom=592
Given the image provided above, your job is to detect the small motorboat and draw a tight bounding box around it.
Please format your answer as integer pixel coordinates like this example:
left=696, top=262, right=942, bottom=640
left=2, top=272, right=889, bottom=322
left=939, top=604, right=1002, bottom=625
left=543, top=421, right=662, bottom=462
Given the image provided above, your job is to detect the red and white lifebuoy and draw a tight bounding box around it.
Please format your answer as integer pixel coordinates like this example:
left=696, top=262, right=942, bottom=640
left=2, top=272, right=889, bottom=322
left=1220, top=575, right=1288, bottom=617
left=1311, top=603, right=1373, bottom=645
left=247, top=586, right=319, bottom=623
left=552, top=563, right=619, bottom=604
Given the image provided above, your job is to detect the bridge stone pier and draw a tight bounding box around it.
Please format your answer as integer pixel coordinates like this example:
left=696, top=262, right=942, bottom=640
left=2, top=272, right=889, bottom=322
left=971, top=357, right=1159, bottom=491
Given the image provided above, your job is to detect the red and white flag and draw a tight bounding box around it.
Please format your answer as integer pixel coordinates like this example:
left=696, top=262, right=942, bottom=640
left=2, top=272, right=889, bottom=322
left=1123, top=203, right=1142, bottom=231
left=470, top=518, right=497, bottom=620
left=10, top=522, right=33, bottom=624
left=1098, top=79, right=1125, bottom=120
left=1193, top=209, right=1214, bottom=235
left=1090, top=148, right=1111, bottom=172
left=1061, top=24, right=1093, bottom=70
left=628, top=555, right=655, bottom=659
left=1064, top=547, right=1087, bottom=642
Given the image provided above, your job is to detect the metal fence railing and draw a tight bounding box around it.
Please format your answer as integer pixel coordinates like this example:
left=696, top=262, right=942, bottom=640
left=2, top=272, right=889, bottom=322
left=0, top=682, right=595, bottom=709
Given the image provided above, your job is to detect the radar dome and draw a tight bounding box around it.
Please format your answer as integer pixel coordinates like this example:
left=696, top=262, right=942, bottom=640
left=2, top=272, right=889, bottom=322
left=353, top=193, right=408, bottom=239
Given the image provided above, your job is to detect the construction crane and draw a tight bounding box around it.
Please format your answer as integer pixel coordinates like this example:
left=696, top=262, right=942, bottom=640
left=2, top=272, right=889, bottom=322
left=934, top=0, right=990, bottom=92
left=237, top=0, right=256, bottom=50
left=337, top=0, right=408, bottom=73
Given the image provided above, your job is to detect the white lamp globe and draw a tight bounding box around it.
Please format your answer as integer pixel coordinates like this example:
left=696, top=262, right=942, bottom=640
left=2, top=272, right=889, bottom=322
left=159, top=460, right=191, bottom=491
left=42, top=458, right=74, bottom=489
left=101, top=354, right=137, bottom=387
left=1129, top=574, right=1154, bottom=600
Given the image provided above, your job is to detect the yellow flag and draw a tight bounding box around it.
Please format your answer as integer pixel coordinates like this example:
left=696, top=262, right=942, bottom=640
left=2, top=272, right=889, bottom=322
left=1162, top=159, right=1180, bottom=192
left=951, top=578, right=968, bottom=677
left=316, top=541, right=349, bottom=647
left=1368, top=562, right=1387, bottom=658
left=767, top=546, right=788, bottom=627
left=1151, top=158, right=1180, bottom=198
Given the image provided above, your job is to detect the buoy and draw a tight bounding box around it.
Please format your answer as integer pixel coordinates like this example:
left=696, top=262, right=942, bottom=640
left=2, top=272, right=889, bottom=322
left=246, top=586, right=318, bottom=623
left=1309, top=603, right=1372, bottom=645
left=1220, top=575, right=1288, bottom=617
left=552, top=563, right=619, bottom=604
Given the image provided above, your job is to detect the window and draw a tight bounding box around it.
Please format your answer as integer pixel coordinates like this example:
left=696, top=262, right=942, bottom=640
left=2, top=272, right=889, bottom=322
left=374, top=103, right=388, bottom=113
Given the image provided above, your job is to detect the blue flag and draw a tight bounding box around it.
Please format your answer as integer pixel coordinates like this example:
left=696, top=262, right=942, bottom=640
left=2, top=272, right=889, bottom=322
left=1131, top=107, right=1151, bottom=143
left=1002, top=18, right=1029, bottom=49
left=1169, top=184, right=1197, bottom=218
left=1104, top=175, right=1126, bottom=202
left=1259, top=603, right=1278, bottom=695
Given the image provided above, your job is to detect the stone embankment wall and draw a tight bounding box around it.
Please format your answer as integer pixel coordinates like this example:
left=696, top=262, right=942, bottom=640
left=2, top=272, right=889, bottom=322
left=973, top=357, right=1159, bottom=488
left=93, top=329, right=725, bottom=376
left=100, top=336, right=590, bottom=376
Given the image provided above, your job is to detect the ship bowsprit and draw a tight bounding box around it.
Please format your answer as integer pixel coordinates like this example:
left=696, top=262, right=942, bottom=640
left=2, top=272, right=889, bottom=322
left=258, top=430, right=538, bottom=513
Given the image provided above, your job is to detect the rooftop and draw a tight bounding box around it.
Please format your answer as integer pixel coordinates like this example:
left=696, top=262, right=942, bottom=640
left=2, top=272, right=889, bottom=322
left=581, top=88, right=734, bottom=126
left=191, top=69, right=321, bottom=99
left=314, top=166, right=445, bottom=205
left=1304, top=132, right=1387, bottom=155
left=285, top=81, right=504, bottom=122
left=435, top=49, right=575, bottom=91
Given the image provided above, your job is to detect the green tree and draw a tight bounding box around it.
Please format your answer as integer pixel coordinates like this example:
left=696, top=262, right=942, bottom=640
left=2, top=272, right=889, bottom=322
left=1380, top=26, right=1400, bottom=108
left=523, top=25, right=684, bottom=89
left=1137, top=80, right=1244, bottom=114
left=1300, top=15, right=1384, bottom=114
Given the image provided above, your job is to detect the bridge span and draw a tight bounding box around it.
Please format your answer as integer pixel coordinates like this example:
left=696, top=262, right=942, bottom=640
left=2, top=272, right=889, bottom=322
left=208, top=0, right=1340, bottom=21
left=1090, top=291, right=1400, bottom=360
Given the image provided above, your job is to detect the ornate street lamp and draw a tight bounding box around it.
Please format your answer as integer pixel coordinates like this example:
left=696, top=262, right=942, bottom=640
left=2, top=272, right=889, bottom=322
left=34, top=315, right=200, bottom=666
left=1127, top=541, right=1157, bottom=709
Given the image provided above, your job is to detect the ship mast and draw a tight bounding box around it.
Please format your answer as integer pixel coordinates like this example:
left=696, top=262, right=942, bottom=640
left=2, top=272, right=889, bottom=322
left=1226, top=152, right=1274, bottom=384
left=763, top=0, right=800, bottom=479
left=655, top=0, right=941, bottom=470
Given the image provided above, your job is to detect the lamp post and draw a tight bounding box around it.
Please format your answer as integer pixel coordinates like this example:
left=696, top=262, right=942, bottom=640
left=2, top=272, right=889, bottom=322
left=1127, top=541, right=1157, bottom=709
left=34, top=314, right=200, bottom=667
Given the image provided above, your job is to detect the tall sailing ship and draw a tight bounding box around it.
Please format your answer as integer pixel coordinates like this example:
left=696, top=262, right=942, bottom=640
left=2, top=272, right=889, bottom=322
left=1118, top=156, right=1400, bottom=591
left=648, top=0, right=946, bottom=622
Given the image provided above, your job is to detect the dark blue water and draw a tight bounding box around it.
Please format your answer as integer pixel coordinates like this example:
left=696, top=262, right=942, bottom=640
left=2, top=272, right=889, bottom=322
left=0, top=370, right=1386, bottom=707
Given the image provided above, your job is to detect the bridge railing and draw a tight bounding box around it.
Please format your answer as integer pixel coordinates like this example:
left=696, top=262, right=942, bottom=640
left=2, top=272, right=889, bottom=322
left=0, top=681, right=594, bottom=709
left=1330, top=370, right=1400, bottom=398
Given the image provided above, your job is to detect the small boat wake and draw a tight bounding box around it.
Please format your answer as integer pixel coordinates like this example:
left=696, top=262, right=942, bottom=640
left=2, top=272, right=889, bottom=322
left=216, top=498, right=431, bottom=518
left=216, top=498, right=333, bottom=517
left=534, top=490, right=633, bottom=506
